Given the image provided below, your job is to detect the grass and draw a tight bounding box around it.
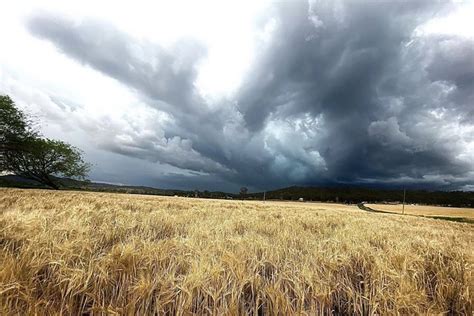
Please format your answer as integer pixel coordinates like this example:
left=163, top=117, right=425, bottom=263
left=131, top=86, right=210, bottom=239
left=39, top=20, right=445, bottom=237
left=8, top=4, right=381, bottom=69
left=0, top=188, right=472, bottom=314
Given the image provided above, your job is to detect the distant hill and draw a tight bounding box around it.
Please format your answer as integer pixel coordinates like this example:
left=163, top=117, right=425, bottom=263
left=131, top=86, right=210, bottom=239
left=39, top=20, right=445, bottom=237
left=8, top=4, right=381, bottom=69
left=0, top=175, right=232, bottom=199
left=1, top=175, right=473, bottom=207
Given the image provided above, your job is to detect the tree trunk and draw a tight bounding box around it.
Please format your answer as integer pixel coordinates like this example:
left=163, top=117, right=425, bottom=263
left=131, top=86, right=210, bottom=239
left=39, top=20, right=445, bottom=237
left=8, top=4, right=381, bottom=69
left=42, top=176, right=60, bottom=190
left=47, top=181, right=60, bottom=190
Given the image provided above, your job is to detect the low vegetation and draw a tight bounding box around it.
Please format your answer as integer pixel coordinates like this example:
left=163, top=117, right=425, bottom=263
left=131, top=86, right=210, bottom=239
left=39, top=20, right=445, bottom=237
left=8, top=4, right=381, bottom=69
left=1, top=189, right=472, bottom=314
left=367, top=203, right=474, bottom=220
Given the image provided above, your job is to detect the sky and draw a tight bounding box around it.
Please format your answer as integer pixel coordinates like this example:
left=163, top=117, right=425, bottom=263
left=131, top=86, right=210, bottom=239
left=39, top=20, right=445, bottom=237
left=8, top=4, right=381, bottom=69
left=1, top=0, right=473, bottom=192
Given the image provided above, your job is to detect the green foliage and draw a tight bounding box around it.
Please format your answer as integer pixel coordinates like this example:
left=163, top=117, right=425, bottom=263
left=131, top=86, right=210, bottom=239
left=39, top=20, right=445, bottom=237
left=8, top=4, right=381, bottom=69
left=0, top=95, right=90, bottom=189
left=0, top=95, right=36, bottom=170
left=0, top=95, right=33, bottom=140
left=4, top=138, right=90, bottom=189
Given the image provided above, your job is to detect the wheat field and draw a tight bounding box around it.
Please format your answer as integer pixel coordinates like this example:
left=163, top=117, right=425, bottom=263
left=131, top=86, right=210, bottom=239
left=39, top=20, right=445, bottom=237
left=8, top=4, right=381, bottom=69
left=366, top=203, right=474, bottom=219
left=0, top=189, right=472, bottom=315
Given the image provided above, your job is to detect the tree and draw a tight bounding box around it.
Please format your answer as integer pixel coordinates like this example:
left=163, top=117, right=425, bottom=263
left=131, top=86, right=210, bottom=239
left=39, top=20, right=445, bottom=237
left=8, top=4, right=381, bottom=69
left=4, top=138, right=90, bottom=189
left=0, top=95, right=90, bottom=189
left=240, top=187, right=248, bottom=199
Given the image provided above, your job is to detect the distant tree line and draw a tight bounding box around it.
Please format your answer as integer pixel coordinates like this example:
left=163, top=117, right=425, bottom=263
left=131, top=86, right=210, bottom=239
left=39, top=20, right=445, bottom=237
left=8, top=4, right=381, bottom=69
left=246, top=186, right=474, bottom=208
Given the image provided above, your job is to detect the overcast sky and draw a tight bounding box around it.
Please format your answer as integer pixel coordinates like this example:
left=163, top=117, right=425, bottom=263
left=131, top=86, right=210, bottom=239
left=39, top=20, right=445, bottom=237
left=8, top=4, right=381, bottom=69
left=1, top=0, right=473, bottom=192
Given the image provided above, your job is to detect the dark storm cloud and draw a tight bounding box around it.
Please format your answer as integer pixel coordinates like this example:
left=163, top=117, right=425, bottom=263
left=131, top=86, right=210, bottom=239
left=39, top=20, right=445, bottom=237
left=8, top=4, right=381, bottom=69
left=26, top=1, right=474, bottom=191
left=237, top=0, right=442, bottom=129
left=236, top=0, right=473, bottom=188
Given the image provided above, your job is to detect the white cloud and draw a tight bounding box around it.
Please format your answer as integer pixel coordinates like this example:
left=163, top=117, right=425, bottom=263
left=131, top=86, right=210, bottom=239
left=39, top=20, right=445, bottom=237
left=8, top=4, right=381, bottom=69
left=415, top=1, right=474, bottom=39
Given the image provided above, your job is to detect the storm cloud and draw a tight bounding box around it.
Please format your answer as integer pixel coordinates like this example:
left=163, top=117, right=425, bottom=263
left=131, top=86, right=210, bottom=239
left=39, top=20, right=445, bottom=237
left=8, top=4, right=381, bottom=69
left=15, top=0, right=474, bottom=190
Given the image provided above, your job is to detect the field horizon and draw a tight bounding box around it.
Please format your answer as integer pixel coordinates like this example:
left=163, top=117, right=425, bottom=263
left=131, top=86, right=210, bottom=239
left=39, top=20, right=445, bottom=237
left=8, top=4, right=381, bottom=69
left=366, top=203, right=474, bottom=220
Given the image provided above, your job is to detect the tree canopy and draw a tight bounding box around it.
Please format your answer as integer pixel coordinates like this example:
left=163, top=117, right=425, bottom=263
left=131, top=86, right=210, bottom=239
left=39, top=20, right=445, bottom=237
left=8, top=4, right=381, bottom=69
left=0, top=95, right=90, bottom=189
left=0, top=95, right=33, bottom=139
left=239, top=186, right=248, bottom=198
left=0, top=95, right=35, bottom=168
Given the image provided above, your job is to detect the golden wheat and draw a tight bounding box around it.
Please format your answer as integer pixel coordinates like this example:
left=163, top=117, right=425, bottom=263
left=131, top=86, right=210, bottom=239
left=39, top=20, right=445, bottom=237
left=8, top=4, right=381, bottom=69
left=0, top=188, right=472, bottom=315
